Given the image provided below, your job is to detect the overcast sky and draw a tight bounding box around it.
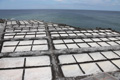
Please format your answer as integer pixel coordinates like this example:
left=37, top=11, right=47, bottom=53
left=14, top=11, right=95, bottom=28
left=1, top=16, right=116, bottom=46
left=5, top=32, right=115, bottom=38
left=0, top=0, right=120, bottom=11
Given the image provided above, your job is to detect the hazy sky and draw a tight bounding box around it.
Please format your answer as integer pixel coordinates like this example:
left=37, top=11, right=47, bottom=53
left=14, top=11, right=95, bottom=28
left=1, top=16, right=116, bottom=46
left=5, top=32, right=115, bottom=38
left=0, top=0, right=120, bottom=11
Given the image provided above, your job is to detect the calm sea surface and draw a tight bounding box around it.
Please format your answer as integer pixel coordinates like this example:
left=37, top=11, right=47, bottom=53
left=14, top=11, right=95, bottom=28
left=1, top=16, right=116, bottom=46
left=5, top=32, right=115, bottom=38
left=0, top=9, right=120, bottom=31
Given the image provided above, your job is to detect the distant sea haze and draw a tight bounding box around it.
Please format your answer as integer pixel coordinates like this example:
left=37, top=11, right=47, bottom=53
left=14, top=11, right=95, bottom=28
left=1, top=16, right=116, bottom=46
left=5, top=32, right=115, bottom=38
left=0, top=9, right=120, bottom=31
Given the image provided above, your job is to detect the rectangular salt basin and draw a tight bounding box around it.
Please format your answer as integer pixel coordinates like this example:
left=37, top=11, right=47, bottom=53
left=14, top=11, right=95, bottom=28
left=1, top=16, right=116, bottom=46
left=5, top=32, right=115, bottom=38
left=24, top=67, right=52, bottom=80
left=73, top=39, right=84, bottom=42
left=107, top=42, right=119, bottom=46
left=3, top=41, right=19, bottom=46
left=112, top=60, right=120, bottom=68
left=77, top=43, right=90, bottom=48
left=66, top=44, right=79, bottom=48
left=26, top=56, right=50, bottom=66
left=68, top=34, right=76, bottom=36
left=114, top=50, right=120, bottom=56
left=54, top=44, right=67, bottom=49
left=101, top=51, right=119, bottom=59
left=98, top=42, right=110, bottom=46
left=32, top=45, right=48, bottom=51
left=15, top=46, right=31, bottom=52
left=88, top=43, right=100, bottom=47
left=0, top=69, right=23, bottom=80
left=84, top=33, right=92, bottom=36
left=100, top=38, right=110, bottom=41
left=4, top=36, right=14, bottom=39
left=7, top=21, right=11, bottom=25
left=14, top=35, right=24, bottom=39
left=80, top=63, right=101, bottom=75
left=91, top=33, right=99, bottom=36
left=92, top=38, right=101, bottom=42
left=63, top=39, right=74, bottom=43
left=53, top=40, right=64, bottom=44
left=1, top=46, right=15, bottom=52
left=51, top=34, right=60, bottom=37
left=19, top=40, right=33, bottom=45
left=97, top=61, right=118, bottom=72
left=108, top=37, right=118, bottom=41
left=61, top=65, right=83, bottom=77
left=0, top=57, right=24, bottom=68
left=34, top=40, right=47, bottom=44
left=60, top=34, right=68, bottom=36
left=58, top=55, right=76, bottom=64
left=83, top=39, right=93, bottom=42
left=89, top=52, right=106, bottom=60
left=74, top=54, right=92, bottom=62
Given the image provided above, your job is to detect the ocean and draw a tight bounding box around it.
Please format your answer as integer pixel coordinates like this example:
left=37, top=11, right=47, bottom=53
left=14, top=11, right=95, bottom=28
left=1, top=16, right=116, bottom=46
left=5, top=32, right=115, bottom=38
left=0, top=9, right=120, bottom=31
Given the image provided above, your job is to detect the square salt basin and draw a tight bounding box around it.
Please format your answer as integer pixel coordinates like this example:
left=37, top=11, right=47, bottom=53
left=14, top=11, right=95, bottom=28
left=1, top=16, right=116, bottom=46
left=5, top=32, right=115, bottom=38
left=73, top=39, right=84, bottom=43
left=89, top=52, right=106, bottom=60
left=97, top=42, right=110, bottom=47
left=66, top=44, right=79, bottom=49
left=63, top=39, right=74, bottom=43
left=80, top=63, right=101, bottom=75
left=114, top=50, right=120, bottom=56
left=100, top=38, right=110, bottom=41
left=0, top=69, right=23, bottom=80
left=32, top=45, right=48, bottom=51
left=24, top=67, right=52, bottom=80
left=59, top=55, right=76, bottom=64
left=112, top=60, right=120, bottom=68
left=53, top=40, right=64, bottom=44
left=97, top=61, right=118, bottom=72
left=74, top=54, right=92, bottom=62
left=19, top=40, right=33, bottom=45
left=0, top=57, right=24, bottom=68
left=101, top=51, right=119, bottom=59
left=1, top=46, right=15, bottom=53
left=88, top=43, right=100, bottom=47
left=54, top=44, right=67, bottom=49
left=77, top=43, right=90, bottom=48
left=107, top=41, right=119, bottom=46
left=34, top=40, right=47, bottom=44
left=26, top=56, right=50, bottom=66
left=92, top=38, right=101, bottom=42
left=83, top=39, right=93, bottom=42
left=15, top=46, right=31, bottom=52
left=61, top=65, right=83, bottom=77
